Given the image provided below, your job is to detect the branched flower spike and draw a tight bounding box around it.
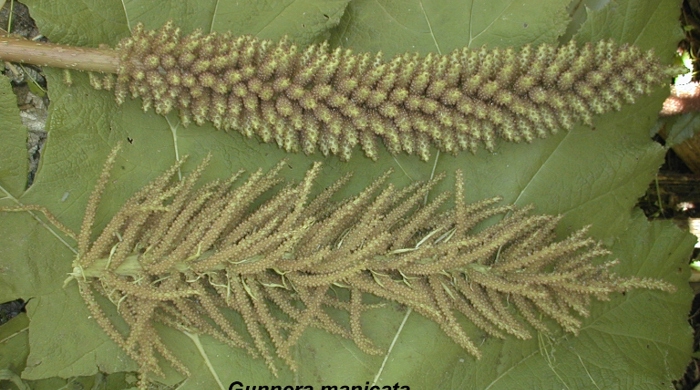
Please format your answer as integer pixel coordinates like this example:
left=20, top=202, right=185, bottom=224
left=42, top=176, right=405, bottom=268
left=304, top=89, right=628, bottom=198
left=0, top=23, right=669, bottom=160
left=63, top=145, right=673, bottom=388
left=105, top=22, right=666, bottom=160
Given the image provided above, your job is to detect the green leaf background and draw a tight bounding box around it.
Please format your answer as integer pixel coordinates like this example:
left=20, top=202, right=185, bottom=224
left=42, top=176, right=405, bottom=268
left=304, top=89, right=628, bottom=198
left=0, top=0, right=695, bottom=389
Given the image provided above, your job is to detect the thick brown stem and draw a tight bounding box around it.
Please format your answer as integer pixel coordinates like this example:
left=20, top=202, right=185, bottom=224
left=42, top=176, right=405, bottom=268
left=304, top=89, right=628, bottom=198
left=0, top=35, right=119, bottom=73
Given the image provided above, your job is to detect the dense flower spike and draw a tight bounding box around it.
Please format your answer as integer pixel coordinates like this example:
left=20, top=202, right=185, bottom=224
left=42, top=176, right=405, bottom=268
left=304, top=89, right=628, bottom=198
left=61, top=146, right=673, bottom=387
left=109, top=22, right=666, bottom=160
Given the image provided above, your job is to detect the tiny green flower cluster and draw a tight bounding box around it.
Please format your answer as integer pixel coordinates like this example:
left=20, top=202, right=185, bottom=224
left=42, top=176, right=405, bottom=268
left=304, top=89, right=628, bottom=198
left=113, top=22, right=665, bottom=160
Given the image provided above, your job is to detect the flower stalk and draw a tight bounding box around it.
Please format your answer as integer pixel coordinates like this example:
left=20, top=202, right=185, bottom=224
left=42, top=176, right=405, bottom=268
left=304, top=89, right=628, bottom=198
left=0, top=35, right=118, bottom=72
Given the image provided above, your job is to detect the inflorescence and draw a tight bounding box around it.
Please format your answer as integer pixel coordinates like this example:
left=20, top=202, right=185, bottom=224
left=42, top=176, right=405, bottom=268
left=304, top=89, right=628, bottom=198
left=96, top=22, right=666, bottom=160
left=60, top=145, right=673, bottom=387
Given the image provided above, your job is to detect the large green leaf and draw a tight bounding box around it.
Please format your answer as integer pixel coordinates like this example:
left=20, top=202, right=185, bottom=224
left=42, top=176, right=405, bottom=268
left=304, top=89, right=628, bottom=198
left=329, top=0, right=571, bottom=54
left=0, top=313, right=134, bottom=390
left=0, top=0, right=693, bottom=388
left=0, top=75, right=27, bottom=197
